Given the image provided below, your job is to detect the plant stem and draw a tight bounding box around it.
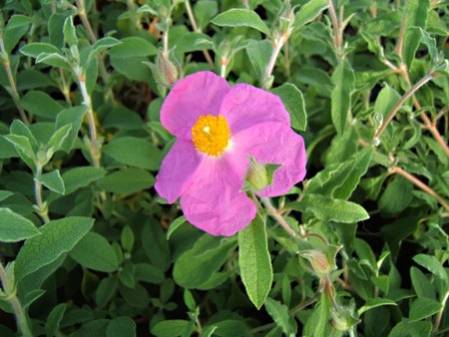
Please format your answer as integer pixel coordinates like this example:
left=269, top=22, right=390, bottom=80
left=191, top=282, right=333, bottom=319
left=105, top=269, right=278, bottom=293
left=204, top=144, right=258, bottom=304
left=75, top=0, right=111, bottom=86
left=260, top=197, right=298, bottom=238
left=390, top=166, right=449, bottom=214
left=262, top=33, right=288, bottom=89
left=59, top=69, right=72, bottom=105
left=76, top=0, right=96, bottom=44
left=220, top=61, right=227, bottom=78
left=184, top=0, right=214, bottom=67
left=374, top=71, right=434, bottom=139
left=0, top=38, right=29, bottom=123
left=34, top=164, right=50, bottom=223
left=0, top=261, right=33, bottom=337
left=401, top=69, right=449, bottom=158
left=162, top=26, right=169, bottom=58
left=327, top=0, right=343, bottom=58
left=434, top=291, right=449, bottom=331
left=77, top=74, right=101, bottom=168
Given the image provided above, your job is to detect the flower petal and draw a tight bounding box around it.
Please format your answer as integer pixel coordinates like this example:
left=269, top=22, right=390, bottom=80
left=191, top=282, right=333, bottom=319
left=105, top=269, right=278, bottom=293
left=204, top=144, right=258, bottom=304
left=220, top=84, right=290, bottom=134
left=160, top=71, right=230, bottom=139
left=234, top=122, right=307, bottom=197
left=155, top=140, right=201, bottom=203
left=180, top=156, right=256, bottom=236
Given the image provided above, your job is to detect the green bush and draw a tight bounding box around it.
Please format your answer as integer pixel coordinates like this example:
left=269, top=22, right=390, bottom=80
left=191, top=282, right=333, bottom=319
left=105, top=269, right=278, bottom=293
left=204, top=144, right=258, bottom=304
left=1, top=0, right=449, bottom=336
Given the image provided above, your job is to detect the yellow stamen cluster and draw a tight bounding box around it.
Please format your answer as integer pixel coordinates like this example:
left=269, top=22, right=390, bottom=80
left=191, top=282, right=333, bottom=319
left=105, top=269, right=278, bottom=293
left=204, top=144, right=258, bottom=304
left=191, top=114, right=231, bottom=157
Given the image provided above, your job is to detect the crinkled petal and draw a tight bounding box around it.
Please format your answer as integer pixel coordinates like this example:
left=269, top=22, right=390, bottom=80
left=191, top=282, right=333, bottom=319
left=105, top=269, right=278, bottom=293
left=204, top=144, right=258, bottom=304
left=155, top=140, right=201, bottom=203
left=180, top=155, right=256, bottom=236
left=234, top=122, right=307, bottom=197
left=160, top=71, right=230, bottom=139
left=220, top=84, right=290, bottom=134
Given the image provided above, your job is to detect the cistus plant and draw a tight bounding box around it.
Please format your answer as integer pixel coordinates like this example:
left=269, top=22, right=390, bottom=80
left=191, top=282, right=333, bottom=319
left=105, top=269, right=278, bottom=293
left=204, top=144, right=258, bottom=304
left=0, top=0, right=449, bottom=337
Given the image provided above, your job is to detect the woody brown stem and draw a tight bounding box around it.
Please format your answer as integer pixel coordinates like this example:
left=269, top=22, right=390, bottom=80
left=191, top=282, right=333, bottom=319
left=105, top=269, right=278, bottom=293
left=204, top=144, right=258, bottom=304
left=390, top=166, right=449, bottom=213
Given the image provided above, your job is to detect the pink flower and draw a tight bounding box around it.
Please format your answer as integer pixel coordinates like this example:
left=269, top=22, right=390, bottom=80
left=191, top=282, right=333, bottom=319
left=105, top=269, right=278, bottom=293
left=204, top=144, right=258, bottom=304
left=155, top=71, right=307, bottom=236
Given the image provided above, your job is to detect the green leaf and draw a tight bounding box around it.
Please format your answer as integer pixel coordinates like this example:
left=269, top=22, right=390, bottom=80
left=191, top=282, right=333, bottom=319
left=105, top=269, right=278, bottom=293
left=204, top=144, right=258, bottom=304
left=0, top=208, right=40, bottom=242
left=194, top=0, right=218, bottom=30
left=413, top=254, right=449, bottom=283
left=70, top=232, right=119, bottom=272
left=246, top=39, right=272, bottom=79
left=37, top=169, right=65, bottom=195
left=419, top=28, right=438, bottom=63
left=409, top=298, right=441, bottom=321
left=90, top=37, right=121, bottom=57
left=106, top=317, right=136, bottom=337
left=358, top=298, right=397, bottom=315
left=62, top=166, right=106, bottom=195
left=272, top=82, right=307, bottom=131
left=151, top=320, right=192, bottom=337
left=47, top=124, right=72, bottom=154
left=265, top=298, right=295, bottom=336
left=0, top=190, right=13, bottom=202
left=55, top=106, right=86, bottom=153
left=403, top=27, right=421, bottom=69
left=118, top=227, right=133, bottom=255
left=4, top=15, right=30, bottom=53
left=45, top=303, right=67, bottom=337
left=21, top=91, right=63, bottom=119
left=173, top=235, right=234, bottom=289
left=36, top=52, right=70, bottom=70
left=15, top=217, right=94, bottom=280
left=238, top=216, right=273, bottom=309
left=103, top=136, right=162, bottom=171
left=296, top=194, right=370, bottom=223
left=308, top=148, right=373, bottom=200
left=304, top=293, right=331, bottom=337
left=108, top=37, right=158, bottom=57
left=331, top=59, right=355, bottom=134
left=97, top=168, right=154, bottom=195
left=166, top=216, right=186, bottom=240
left=410, top=267, right=436, bottom=299
left=374, top=84, right=400, bottom=118
left=110, top=55, right=151, bottom=82
left=4, top=134, right=35, bottom=162
left=95, top=276, right=118, bottom=308
left=20, top=42, right=61, bottom=58
left=142, top=222, right=170, bottom=272
left=294, top=0, right=328, bottom=29
left=135, top=263, right=164, bottom=284
left=379, top=176, right=413, bottom=214
left=63, top=16, right=78, bottom=46
left=10, top=120, right=38, bottom=150
left=211, top=9, right=270, bottom=35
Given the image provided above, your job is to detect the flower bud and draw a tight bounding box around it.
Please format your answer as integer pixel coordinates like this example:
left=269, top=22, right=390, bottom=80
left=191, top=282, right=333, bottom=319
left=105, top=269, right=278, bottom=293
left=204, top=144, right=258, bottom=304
left=155, top=51, right=178, bottom=87
left=247, top=158, right=269, bottom=191
left=331, top=306, right=359, bottom=332
left=301, top=249, right=332, bottom=276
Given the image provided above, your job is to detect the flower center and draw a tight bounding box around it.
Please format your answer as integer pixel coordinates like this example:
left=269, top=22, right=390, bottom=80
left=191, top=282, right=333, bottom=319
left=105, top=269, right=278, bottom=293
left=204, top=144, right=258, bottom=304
left=191, top=114, right=231, bottom=157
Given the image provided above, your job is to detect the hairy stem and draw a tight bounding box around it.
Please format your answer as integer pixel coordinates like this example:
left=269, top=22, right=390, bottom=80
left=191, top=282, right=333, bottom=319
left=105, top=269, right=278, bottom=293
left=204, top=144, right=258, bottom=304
left=75, top=0, right=110, bottom=86
left=0, top=261, right=32, bottom=337
left=34, top=165, right=50, bottom=224
left=374, top=71, right=434, bottom=139
left=401, top=69, right=449, bottom=158
left=434, top=291, right=449, bottom=331
left=260, top=197, right=298, bottom=238
left=328, top=0, right=343, bottom=58
left=76, top=0, right=96, bottom=44
left=0, top=38, right=29, bottom=123
left=184, top=0, right=214, bottom=67
left=390, top=166, right=449, bottom=214
left=262, top=34, right=287, bottom=89
left=78, top=74, right=101, bottom=168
